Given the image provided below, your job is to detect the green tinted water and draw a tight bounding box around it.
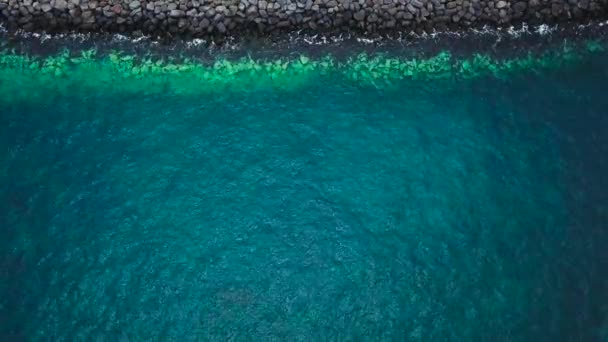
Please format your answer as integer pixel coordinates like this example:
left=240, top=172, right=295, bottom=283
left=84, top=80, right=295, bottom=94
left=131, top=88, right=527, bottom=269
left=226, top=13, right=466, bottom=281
left=1, top=37, right=607, bottom=340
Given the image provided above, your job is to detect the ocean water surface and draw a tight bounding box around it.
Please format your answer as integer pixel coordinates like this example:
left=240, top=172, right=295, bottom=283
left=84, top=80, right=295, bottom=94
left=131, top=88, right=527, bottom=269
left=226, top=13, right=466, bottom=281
left=1, top=31, right=608, bottom=340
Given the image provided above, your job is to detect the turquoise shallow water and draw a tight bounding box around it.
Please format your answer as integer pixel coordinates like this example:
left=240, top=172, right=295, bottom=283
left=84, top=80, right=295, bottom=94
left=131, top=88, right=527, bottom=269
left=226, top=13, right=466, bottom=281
left=1, top=42, right=608, bottom=340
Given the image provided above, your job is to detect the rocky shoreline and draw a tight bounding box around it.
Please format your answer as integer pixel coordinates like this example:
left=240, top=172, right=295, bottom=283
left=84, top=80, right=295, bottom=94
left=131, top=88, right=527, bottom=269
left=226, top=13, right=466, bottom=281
left=1, top=0, right=607, bottom=38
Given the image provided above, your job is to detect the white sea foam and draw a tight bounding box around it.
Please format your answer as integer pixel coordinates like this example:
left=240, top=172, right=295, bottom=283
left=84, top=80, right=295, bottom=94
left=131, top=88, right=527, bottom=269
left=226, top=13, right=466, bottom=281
left=186, top=39, right=207, bottom=48
left=0, top=21, right=605, bottom=50
left=356, top=37, right=380, bottom=44
left=535, top=24, right=557, bottom=35
left=506, top=23, right=530, bottom=38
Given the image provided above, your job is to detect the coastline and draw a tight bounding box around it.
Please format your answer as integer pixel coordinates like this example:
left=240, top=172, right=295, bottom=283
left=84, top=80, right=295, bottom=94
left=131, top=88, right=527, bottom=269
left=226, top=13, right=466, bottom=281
left=1, top=0, right=607, bottom=39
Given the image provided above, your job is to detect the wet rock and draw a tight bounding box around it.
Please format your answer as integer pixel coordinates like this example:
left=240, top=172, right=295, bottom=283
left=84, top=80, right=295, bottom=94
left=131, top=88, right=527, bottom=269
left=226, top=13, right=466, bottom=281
left=551, top=3, right=563, bottom=15
left=578, top=0, right=589, bottom=9
left=354, top=9, right=365, bottom=20
left=216, top=21, right=226, bottom=32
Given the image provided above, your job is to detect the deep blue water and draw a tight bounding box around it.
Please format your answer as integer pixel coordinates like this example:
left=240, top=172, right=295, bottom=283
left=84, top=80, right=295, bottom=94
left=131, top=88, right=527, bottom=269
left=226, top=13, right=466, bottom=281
left=1, top=52, right=608, bottom=340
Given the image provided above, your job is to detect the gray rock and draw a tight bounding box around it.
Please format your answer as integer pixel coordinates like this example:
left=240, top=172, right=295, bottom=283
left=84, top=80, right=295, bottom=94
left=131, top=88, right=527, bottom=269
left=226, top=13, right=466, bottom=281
left=83, top=14, right=95, bottom=23
left=551, top=3, right=562, bottom=15
left=577, top=0, right=589, bottom=9
left=0, top=0, right=605, bottom=38
left=216, top=21, right=226, bottom=32
left=169, top=9, right=184, bottom=17
left=496, top=1, right=507, bottom=9
left=354, top=9, right=365, bottom=20
left=246, top=5, right=257, bottom=14
left=411, top=0, right=424, bottom=8
left=513, top=1, right=526, bottom=11
left=52, top=0, right=68, bottom=10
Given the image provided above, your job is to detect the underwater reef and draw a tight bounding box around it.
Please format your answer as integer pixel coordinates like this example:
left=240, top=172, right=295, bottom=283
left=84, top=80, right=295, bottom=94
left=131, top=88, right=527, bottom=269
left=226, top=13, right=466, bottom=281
left=0, top=37, right=606, bottom=104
